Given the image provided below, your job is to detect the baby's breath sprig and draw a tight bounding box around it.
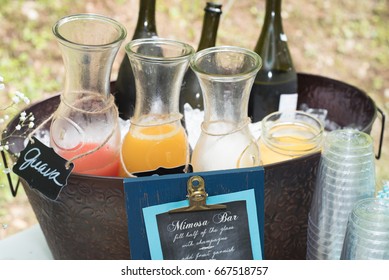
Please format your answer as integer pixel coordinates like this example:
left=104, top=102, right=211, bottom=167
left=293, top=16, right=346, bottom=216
left=0, top=75, right=35, bottom=152
left=1, top=75, right=35, bottom=230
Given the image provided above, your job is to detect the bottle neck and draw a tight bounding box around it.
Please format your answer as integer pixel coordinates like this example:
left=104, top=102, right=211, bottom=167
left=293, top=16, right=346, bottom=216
left=197, top=3, right=222, bottom=51
left=133, top=0, right=158, bottom=39
left=254, top=0, right=295, bottom=74
left=257, top=0, right=284, bottom=48
left=264, top=0, right=282, bottom=22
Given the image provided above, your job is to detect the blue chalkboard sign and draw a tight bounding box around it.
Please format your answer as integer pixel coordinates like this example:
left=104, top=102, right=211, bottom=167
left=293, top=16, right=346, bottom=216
left=124, top=166, right=264, bottom=260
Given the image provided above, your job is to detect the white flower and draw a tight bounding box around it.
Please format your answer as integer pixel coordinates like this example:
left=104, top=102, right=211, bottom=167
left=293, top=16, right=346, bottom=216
left=15, top=90, right=24, bottom=98
left=0, top=76, right=4, bottom=90
left=0, top=146, right=3, bottom=151
left=20, top=111, right=27, bottom=121
left=0, top=118, right=4, bottom=124
left=28, top=122, right=35, bottom=128
left=29, top=115, right=35, bottom=121
left=3, top=144, right=9, bottom=150
left=4, top=115, right=9, bottom=120
left=15, top=124, right=22, bottom=130
left=12, top=95, right=20, bottom=104
left=23, top=97, right=30, bottom=104
left=2, top=168, right=11, bottom=174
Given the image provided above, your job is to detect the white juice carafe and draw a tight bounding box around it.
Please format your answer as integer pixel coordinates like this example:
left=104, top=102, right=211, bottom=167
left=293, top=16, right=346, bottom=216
left=189, top=46, right=262, bottom=172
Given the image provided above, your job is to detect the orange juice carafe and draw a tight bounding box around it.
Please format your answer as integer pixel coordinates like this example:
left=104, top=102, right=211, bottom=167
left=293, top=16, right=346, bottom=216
left=50, top=14, right=127, bottom=176
left=120, top=38, right=194, bottom=176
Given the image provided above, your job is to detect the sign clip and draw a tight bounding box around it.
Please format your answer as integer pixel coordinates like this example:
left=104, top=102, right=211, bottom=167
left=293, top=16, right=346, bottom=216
left=169, top=175, right=226, bottom=213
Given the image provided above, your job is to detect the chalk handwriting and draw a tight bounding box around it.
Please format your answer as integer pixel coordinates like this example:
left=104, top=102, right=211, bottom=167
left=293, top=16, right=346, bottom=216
left=18, top=147, right=64, bottom=186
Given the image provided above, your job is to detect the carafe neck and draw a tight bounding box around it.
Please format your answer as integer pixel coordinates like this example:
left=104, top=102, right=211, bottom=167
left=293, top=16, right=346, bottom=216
left=125, top=39, right=194, bottom=125
left=201, top=78, right=254, bottom=126
left=190, top=46, right=261, bottom=127
left=53, top=14, right=127, bottom=103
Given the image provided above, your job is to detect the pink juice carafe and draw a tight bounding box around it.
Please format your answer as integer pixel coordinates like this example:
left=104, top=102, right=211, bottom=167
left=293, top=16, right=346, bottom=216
left=50, top=14, right=127, bottom=176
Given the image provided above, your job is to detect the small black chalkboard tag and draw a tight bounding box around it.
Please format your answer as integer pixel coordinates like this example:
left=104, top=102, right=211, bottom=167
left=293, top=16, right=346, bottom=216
left=12, top=137, right=74, bottom=200
left=157, top=201, right=253, bottom=260
left=133, top=164, right=193, bottom=177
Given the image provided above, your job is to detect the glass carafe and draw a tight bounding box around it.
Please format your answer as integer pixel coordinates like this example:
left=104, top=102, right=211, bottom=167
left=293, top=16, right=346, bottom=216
left=258, top=111, right=324, bottom=165
left=190, top=46, right=262, bottom=172
left=50, top=14, right=127, bottom=176
left=120, top=38, right=194, bottom=176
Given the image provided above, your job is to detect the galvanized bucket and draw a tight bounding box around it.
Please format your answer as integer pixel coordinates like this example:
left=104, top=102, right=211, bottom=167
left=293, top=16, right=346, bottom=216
left=2, top=73, right=385, bottom=259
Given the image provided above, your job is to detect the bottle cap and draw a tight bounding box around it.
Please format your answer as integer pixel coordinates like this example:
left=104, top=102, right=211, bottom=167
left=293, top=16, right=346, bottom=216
left=205, top=2, right=222, bottom=14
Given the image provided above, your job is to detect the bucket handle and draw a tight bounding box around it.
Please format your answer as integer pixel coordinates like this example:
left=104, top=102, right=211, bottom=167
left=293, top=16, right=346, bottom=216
left=1, top=150, right=20, bottom=197
left=375, top=106, right=385, bottom=160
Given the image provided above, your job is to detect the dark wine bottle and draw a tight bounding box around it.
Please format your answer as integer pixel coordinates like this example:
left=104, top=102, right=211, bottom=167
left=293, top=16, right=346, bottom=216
left=115, top=0, right=158, bottom=120
left=248, top=0, right=298, bottom=122
left=179, top=2, right=222, bottom=129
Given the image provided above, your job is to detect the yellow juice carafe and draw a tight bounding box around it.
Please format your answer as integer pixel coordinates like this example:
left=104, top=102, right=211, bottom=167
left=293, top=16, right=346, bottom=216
left=258, top=111, right=324, bottom=165
left=120, top=38, right=194, bottom=176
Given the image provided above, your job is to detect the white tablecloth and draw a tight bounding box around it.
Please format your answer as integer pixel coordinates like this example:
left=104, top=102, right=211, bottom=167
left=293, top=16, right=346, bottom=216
left=0, top=224, right=53, bottom=260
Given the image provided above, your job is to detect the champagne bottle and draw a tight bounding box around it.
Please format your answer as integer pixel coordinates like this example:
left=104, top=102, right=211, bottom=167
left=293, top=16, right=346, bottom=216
left=179, top=2, right=222, bottom=130
left=248, top=0, right=298, bottom=122
left=115, top=0, right=158, bottom=120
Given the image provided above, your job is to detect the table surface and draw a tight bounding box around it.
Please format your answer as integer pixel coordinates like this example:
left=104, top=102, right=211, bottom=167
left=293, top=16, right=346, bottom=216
left=0, top=224, right=53, bottom=260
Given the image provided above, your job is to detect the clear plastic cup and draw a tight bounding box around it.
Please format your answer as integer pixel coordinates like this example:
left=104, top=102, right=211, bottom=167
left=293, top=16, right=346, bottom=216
left=340, top=198, right=389, bottom=259
left=352, top=198, right=389, bottom=223
left=341, top=231, right=389, bottom=259
left=321, top=154, right=374, bottom=167
left=308, top=213, right=349, bottom=237
left=307, top=238, right=342, bottom=260
left=321, top=180, right=375, bottom=194
left=318, top=164, right=375, bottom=179
left=310, top=133, right=376, bottom=229
left=307, top=227, right=345, bottom=248
left=351, top=246, right=389, bottom=260
left=349, top=218, right=389, bottom=241
left=348, top=216, right=389, bottom=235
left=346, top=231, right=389, bottom=248
left=310, top=190, right=363, bottom=221
left=323, top=148, right=374, bottom=162
left=323, top=129, right=374, bottom=155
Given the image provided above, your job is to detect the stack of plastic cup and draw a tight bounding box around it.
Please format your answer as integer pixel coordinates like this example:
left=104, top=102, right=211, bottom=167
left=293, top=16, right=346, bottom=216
left=307, top=129, right=376, bottom=260
left=341, top=198, right=389, bottom=259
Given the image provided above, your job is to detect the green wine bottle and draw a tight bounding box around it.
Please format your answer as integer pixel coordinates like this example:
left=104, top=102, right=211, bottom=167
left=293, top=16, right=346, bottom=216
left=179, top=2, right=222, bottom=130
left=248, top=0, right=298, bottom=122
left=115, top=0, right=158, bottom=120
